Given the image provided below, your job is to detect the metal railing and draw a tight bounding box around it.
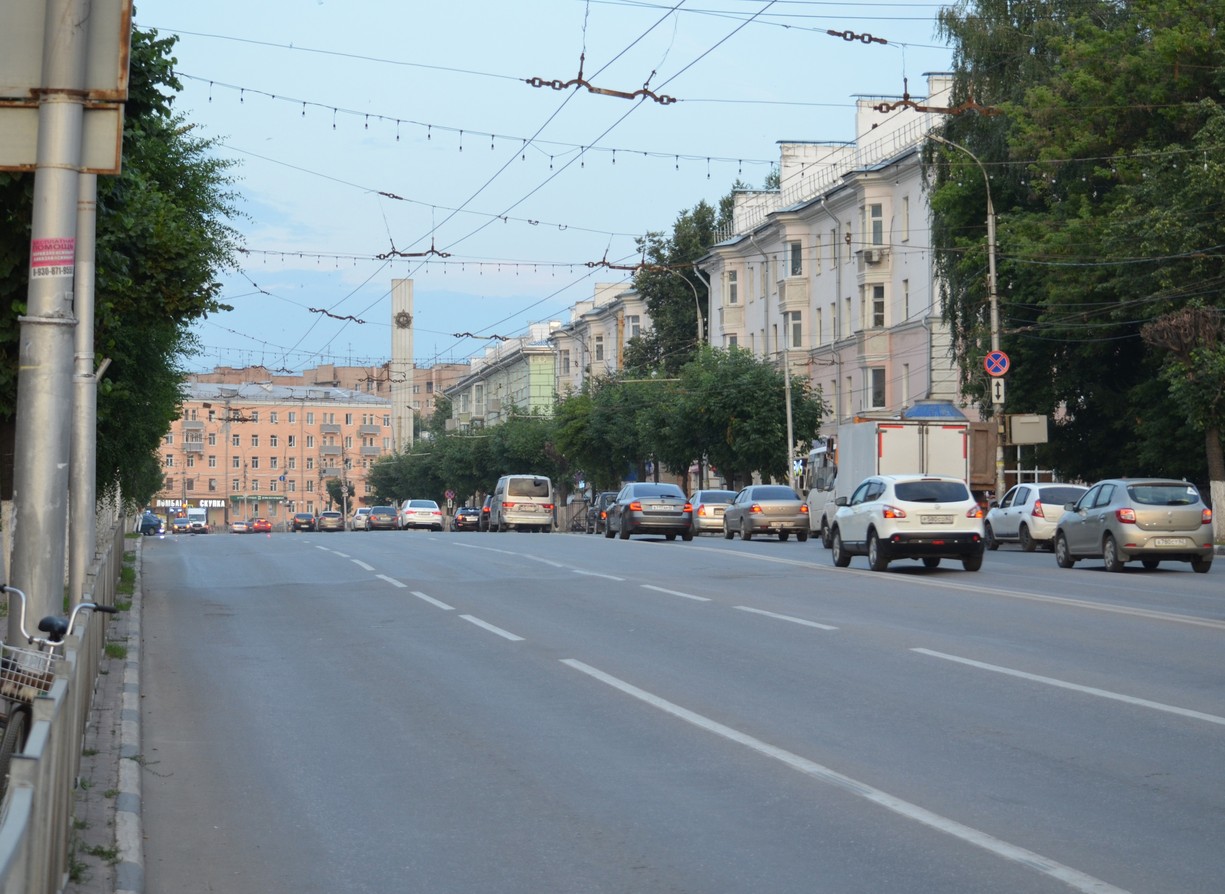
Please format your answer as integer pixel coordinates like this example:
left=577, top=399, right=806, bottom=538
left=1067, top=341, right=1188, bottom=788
left=0, top=520, right=123, bottom=894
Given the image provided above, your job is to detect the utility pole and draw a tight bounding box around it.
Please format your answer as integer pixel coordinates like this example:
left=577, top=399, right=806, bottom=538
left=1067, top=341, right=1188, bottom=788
left=10, top=0, right=91, bottom=636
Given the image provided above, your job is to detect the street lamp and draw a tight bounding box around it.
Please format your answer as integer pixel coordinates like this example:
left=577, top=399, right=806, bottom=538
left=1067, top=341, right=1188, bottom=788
left=929, top=134, right=1007, bottom=502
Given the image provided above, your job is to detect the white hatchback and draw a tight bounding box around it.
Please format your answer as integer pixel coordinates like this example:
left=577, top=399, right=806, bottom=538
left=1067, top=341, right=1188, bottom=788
left=830, top=474, right=986, bottom=572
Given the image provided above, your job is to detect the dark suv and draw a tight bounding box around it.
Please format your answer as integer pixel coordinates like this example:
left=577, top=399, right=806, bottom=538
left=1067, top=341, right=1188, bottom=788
left=588, top=491, right=618, bottom=534
left=292, top=512, right=317, bottom=532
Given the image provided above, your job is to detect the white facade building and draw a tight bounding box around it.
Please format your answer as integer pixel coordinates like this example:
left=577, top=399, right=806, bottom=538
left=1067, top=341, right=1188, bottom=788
left=549, top=283, right=649, bottom=393
left=698, top=73, right=971, bottom=435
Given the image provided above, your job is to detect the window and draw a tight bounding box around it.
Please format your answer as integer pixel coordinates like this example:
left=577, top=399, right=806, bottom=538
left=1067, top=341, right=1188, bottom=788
left=726, top=270, right=738, bottom=305
left=288, top=435, right=296, bottom=448
left=903, top=279, right=910, bottom=321
left=164, top=434, right=173, bottom=445
left=207, top=432, right=216, bottom=446
left=207, top=409, right=216, bottom=422
left=869, top=368, right=886, bottom=408
left=269, top=480, right=278, bottom=493
left=232, top=456, right=240, bottom=469
left=869, top=203, right=883, bottom=245
left=901, top=196, right=910, bottom=242
left=186, top=455, right=195, bottom=468
left=267, top=434, right=276, bottom=448
left=344, top=436, right=353, bottom=449
left=250, top=434, right=259, bottom=447
left=306, top=479, right=314, bottom=492
left=844, top=297, right=852, bottom=336
left=288, top=457, right=296, bottom=470
left=902, top=363, right=911, bottom=407
left=249, top=411, right=259, bottom=424
left=306, top=457, right=314, bottom=470
left=306, top=412, right=315, bottom=425
left=184, top=477, right=194, bottom=491
left=269, top=412, right=278, bottom=424
left=815, top=308, right=823, bottom=345
left=871, top=285, right=885, bottom=328
left=250, top=479, right=259, bottom=491
left=561, top=350, right=571, bottom=375
left=787, top=311, right=802, bottom=349
left=727, top=333, right=738, bottom=348
left=208, top=455, right=217, bottom=468
left=594, top=335, right=605, bottom=362
left=208, top=478, right=217, bottom=492
left=232, top=479, right=240, bottom=492
left=345, top=413, right=353, bottom=425
left=845, top=223, right=852, bottom=260
left=789, top=241, right=802, bottom=276
left=813, top=235, right=821, bottom=274
left=844, top=376, right=853, bottom=418
left=288, top=411, right=296, bottom=424
left=287, top=479, right=297, bottom=492
left=164, top=454, right=174, bottom=467
left=383, top=414, right=391, bottom=427
left=626, top=315, right=640, bottom=339
left=306, top=436, right=315, bottom=448
left=270, top=456, right=278, bottom=469
left=250, top=457, right=260, bottom=470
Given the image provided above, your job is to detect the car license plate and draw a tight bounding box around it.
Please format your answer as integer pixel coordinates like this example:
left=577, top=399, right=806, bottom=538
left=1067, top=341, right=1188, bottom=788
left=1153, top=537, right=1187, bottom=547
left=921, top=515, right=953, bottom=524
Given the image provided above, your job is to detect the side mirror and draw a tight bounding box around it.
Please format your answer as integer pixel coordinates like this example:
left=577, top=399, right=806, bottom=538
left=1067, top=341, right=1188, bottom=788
left=834, top=496, right=849, bottom=507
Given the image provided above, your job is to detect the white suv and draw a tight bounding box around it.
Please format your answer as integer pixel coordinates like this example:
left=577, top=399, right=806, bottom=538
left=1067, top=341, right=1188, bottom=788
left=830, top=474, right=986, bottom=572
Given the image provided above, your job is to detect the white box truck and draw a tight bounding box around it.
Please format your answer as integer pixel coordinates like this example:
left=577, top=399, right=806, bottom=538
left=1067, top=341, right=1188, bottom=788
left=804, top=415, right=996, bottom=547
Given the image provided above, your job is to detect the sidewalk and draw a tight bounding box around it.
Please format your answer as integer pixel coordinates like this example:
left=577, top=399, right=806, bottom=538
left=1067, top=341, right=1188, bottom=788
left=63, top=537, right=144, bottom=894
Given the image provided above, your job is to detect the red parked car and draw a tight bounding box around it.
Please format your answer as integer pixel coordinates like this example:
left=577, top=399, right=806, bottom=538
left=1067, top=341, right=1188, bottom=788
left=251, top=518, right=272, bottom=533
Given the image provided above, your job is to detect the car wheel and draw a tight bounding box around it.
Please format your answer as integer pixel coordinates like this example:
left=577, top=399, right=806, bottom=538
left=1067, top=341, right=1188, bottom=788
left=1102, top=534, right=1126, bottom=572
left=604, top=521, right=615, bottom=539
left=797, top=530, right=808, bottom=543
left=922, top=557, right=941, bottom=568
left=619, top=520, right=631, bottom=540
left=984, top=522, right=999, bottom=551
left=961, top=551, right=984, bottom=572
left=1054, top=532, right=1076, bottom=568
left=665, top=532, right=677, bottom=541
left=1019, top=523, right=1037, bottom=553
left=1191, top=556, right=1212, bottom=574
left=740, top=520, right=753, bottom=541
left=1141, top=559, right=1160, bottom=570
left=681, top=531, right=693, bottom=542
left=820, top=521, right=831, bottom=549
left=723, top=521, right=734, bottom=540
left=867, top=532, right=889, bottom=572
left=831, top=528, right=851, bottom=567
left=778, top=531, right=790, bottom=542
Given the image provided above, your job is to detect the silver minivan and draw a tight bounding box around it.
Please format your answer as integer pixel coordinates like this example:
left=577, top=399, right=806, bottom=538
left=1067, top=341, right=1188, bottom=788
left=489, top=474, right=554, bottom=532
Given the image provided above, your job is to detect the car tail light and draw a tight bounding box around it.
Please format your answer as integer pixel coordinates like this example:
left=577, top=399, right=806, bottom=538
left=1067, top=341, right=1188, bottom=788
left=544, top=503, right=555, bottom=511
left=1203, top=508, right=1213, bottom=525
left=1115, top=507, right=1137, bottom=524
left=749, top=504, right=764, bottom=514
left=600, top=510, right=607, bottom=519
left=882, top=505, right=906, bottom=519
left=629, top=501, right=643, bottom=511
left=799, top=504, right=809, bottom=514
left=697, top=506, right=708, bottom=516
left=1031, top=500, right=1045, bottom=518
left=683, top=502, right=693, bottom=512
left=966, top=506, right=983, bottom=519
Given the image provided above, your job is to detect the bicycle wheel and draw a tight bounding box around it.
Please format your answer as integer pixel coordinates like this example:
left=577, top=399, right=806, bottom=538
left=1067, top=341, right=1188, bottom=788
left=0, top=707, right=30, bottom=791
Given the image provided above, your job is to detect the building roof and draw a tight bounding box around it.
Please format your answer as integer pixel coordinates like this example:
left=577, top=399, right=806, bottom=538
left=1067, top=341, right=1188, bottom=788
left=182, top=381, right=390, bottom=406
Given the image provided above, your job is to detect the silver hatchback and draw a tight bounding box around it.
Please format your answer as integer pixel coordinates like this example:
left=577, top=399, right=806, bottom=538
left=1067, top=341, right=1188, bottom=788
left=722, top=485, right=810, bottom=542
left=1053, top=478, right=1213, bottom=573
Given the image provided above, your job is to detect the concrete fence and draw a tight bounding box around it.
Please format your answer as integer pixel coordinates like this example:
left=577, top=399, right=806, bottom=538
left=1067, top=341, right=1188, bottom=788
left=0, top=520, right=124, bottom=894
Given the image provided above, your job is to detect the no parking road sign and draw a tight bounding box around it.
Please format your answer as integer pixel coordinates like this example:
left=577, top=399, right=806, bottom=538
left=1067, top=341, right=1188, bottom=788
left=983, top=350, right=1010, bottom=377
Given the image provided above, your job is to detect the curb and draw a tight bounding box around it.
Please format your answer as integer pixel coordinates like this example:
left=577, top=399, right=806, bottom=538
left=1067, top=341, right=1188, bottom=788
left=113, top=539, right=143, bottom=894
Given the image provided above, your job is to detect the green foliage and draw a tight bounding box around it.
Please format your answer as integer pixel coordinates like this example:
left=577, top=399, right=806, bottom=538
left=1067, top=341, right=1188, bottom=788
left=325, top=476, right=355, bottom=509
left=0, top=27, right=242, bottom=506
left=930, top=0, right=1225, bottom=486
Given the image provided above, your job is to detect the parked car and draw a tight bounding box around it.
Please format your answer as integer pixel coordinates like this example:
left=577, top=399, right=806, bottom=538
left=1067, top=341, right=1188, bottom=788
left=400, top=499, right=444, bottom=531
left=687, top=489, right=737, bottom=535
left=452, top=506, right=481, bottom=531
left=292, top=512, right=317, bottom=532
left=367, top=505, right=399, bottom=531
left=317, top=510, right=345, bottom=532
left=588, top=491, right=618, bottom=534
left=488, top=474, right=554, bottom=533
left=138, top=511, right=163, bottom=536
left=830, top=474, right=985, bottom=572
left=985, top=483, right=1087, bottom=551
left=478, top=495, right=494, bottom=532
left=721, top=485, right=808, bottom=542
left=250, top=517, right=272, bottom=533
left=229, top=519, right=251, bottom=534
left=349, top=507, right=372, bottom=531
left=1053, top=478, right=1213, bottom=573
left=604, top=482, right=693, bottom=541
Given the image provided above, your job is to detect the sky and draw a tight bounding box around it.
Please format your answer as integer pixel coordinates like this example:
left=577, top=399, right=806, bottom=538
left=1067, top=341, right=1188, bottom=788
left=130, top=0, right=955, bottom=373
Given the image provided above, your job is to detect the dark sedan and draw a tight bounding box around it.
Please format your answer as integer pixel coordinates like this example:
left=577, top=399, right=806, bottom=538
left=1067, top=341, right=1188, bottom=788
left=139, top=512, right=163, bottom=536
left=604, top=482, right=694, bottom=541
left=452, top=506, right=481, bottom=531
left=367, top=505, right=399, bottom=531
left=291, top=512, right=317, bottom=532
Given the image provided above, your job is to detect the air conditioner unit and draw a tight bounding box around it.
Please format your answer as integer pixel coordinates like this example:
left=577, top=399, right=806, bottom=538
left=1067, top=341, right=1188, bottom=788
left=864, top=249, right=882, bottom=264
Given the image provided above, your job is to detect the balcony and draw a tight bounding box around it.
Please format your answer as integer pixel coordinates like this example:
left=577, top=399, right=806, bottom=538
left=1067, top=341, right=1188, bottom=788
left=857, top=247, right=890, bottom=273
left=777, top=277, right=808, bottom=313
left=320, top=423, right=341, bottom=435
left=319, top=445, right=341, bottom=456
left=183, top=442, right=204, bottom=454
left=360, top=445, right=382, bottom=456
left=358, top=424, right=380, bottom=435
left=182, top=420, right=204, bottom=431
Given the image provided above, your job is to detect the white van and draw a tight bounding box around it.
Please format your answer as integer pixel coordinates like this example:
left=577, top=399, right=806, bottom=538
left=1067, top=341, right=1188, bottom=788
left=489, top=474, right=554, bottom=532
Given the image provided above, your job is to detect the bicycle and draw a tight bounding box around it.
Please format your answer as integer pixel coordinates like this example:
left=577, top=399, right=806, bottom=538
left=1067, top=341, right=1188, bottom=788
left=0, top=584, right=116, bottom=788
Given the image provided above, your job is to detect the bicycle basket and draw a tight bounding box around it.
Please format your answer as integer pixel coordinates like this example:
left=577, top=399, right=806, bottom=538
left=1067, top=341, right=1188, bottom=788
left=0, top=644, right=60, bottom=704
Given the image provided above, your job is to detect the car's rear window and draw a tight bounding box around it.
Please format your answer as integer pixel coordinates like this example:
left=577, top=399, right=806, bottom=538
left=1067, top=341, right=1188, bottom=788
left=371, top=507, right=395, bottom=515
left=894, top=480, right=971, bottom=503
left=753, top=486, right=799, bottom=500
left=1127, top=483, right=1201, bottom=506
left=409, top=500, right=437, bottom=508
left=508, top=478, right=551, bottom=498
left=631, top=484, right=684, bottom=499
left=697, top=491, right=737, bottom=502
left=1038, top=486, right=1085, bottom=505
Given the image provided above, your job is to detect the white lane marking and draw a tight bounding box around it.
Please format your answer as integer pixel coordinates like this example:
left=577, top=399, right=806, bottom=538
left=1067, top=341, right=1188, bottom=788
left=685, top=544, right=1225, bottom=631
left=641, top=584, right=710, bottom=603
left=333, top=551, right=350, bottom=558
left=314, top=545, right=331, bottom=551
left=460, top=615, right=524, bottom=641
left=376, top=574, right=407, bottom=588
left=573, top=570, right=625, bottom=581
left=913, top=648, right=1225, bottom=727
left=412, top=591, right=455, bottom=611
left=525, top=556, right=566, bottom=568
left=562, top=659, right=1130, bottom=894
left=734, top=606, right=837, bottom=630
left=351, top=559, right=375, bottom=571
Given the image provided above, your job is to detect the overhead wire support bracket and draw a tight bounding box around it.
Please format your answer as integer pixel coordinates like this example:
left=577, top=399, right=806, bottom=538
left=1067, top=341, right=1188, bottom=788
left=873, top=77, right=1003, bottom=117
left=526, top=53, right=677, bottom=105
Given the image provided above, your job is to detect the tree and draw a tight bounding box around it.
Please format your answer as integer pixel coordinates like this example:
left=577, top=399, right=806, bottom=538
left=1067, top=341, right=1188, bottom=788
left=931, top=0, right=1225, bottom=503
left=326, top=476, right=355, bottom=511
left=0, top=27, right=241, bottom=506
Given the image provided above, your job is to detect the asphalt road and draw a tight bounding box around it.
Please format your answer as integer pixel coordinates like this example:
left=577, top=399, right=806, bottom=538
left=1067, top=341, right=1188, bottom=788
left=139, top=528, right=1225, bottom=894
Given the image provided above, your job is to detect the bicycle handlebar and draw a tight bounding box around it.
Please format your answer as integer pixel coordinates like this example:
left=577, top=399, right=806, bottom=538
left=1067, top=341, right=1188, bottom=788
left=1, top=584, right=118, bottom=647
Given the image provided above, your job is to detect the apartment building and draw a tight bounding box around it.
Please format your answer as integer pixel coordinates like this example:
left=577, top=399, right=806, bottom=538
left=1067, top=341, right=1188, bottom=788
left=153, top=382, right=394, bottom=528
left=444, top=323, right=560, bottom=431
left=549, top=283, right=649, bottom=393
left=697, top=72, right=971, bottom=436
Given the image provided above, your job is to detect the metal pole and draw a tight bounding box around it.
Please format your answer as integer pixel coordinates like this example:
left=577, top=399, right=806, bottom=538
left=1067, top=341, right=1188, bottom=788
left=931, top=134, right=1007, bottom=501
left=11, top=0, right=91, bottom=637
left=69, top=173, right=97, bottom=609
